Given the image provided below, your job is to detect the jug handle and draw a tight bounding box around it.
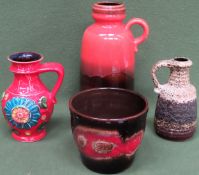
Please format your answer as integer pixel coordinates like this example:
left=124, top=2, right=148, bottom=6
left=125, top=18, right=149, bottom=52
left=37, top=62, right=64, bottom=103
left=151, top=60, right=172, bottom=94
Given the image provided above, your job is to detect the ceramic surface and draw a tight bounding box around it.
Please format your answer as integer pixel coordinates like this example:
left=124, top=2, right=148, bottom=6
left=80, top=1, right=149, bottom=90
left=69, top=88, right=148, bottom=173
left=151, top=57, right=197, bottom=140
left=1, top=52, right=64, bottom=142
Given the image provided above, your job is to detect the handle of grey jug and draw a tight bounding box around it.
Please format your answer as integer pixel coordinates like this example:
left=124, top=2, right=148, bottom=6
left=151, top=60, right=171, bottom=94
left=125, top=18, right=149, bottom=52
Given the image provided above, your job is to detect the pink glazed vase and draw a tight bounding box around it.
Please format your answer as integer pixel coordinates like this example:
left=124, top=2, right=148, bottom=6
left=1, top=52, right=64, bottom=142
left=80, top=1, right=149, bottom=90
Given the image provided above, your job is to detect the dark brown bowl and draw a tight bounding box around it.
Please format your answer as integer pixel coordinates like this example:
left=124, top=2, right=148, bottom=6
left=69, top=88, right=148, bottom=174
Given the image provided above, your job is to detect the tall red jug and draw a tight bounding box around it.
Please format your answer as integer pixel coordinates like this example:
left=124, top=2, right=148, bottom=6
left=80, top=2, right=149, bottom=90
left=1, top=52, right=64, bottom=142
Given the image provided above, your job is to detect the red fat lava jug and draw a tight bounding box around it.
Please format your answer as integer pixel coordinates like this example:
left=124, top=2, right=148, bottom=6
left=1, top=52, right=64, bottom=142
left=80, top=2, right=149, bottom=90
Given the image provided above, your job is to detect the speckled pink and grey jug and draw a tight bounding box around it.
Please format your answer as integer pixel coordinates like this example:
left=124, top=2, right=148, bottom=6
left=151, top=57, right=197, bottom=140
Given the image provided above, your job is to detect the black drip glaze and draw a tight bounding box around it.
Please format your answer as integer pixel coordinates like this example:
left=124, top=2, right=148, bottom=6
left=71, top=88, right=147, bottom=139
left=80, top=73, right=134, bottom=90
left=9, top=52, right=41, bottom=62
left=70, top=88, right=147, bottom=139
left=81, top=154, right=134, bottom=174
left=71, top=112, right=146, bottom=140
left=71, top=113, right=145, bottom=173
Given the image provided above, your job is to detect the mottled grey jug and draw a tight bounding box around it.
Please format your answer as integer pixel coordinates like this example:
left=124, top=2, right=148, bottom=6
left=151, top=57, right=197, bottom=140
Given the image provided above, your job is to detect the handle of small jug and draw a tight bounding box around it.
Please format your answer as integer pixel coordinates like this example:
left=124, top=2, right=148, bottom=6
left=151, top=60, right=171, bottom=94
left=125, top=18, right=149, bottom=52
left=37, top=62, right=64, bottom=103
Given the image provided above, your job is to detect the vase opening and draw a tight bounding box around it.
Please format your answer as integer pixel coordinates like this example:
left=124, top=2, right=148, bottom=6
left=174, top=57, right=188, bottom=62
left=97, top=2, right=122, bottom=6
left=93, top=1, right=125, bottom=15
left=9, top=52, right=42, bottom=63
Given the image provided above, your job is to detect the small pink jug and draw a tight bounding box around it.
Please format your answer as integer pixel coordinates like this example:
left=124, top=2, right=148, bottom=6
left=1, top=52, right=64, bottom=142
left=80, top=1, right=149, bottom=90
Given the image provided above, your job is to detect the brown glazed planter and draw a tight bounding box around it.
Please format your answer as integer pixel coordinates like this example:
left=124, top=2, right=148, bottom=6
left=151, top=57, right=197, bottom=140
left=69, top=88, right=148, bottom=173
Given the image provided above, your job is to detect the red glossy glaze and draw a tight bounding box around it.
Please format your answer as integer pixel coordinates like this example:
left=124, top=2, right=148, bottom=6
left=81, top=2, right=149, bottom=89
left=1, top=52, right=64, bottom=142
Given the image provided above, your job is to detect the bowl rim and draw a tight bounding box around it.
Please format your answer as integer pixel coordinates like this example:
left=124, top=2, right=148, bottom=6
left=68, top=88, right=148, bottom=123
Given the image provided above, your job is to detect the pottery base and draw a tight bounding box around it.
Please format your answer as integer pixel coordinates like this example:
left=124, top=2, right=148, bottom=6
left=12, top=130, right=47, bottom=142
left=155, top=128, right=196, bottom=141
left=80, top=154, right=134, bottom=174
left=154, top=117, right=197, bottom=141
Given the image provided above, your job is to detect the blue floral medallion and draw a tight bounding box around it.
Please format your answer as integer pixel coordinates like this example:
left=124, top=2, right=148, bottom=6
left=4, top=97, right=41, bottom=129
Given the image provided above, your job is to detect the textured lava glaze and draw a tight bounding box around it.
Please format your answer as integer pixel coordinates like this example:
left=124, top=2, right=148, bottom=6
left=69, top=88, right=148, bottom=173
left=155, top=98, right=197, bottom=140
left=80, top=1, right=149, bottom=90
left=1, top=52, right=64, bottom=142
left=151, top=57, right=197, bottom=140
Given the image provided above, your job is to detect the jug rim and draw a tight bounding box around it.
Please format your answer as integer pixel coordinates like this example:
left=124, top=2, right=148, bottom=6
left=8, top=51, right=44, bottom=64
left=172, top=56, right=192, bottom=67
left=93, top=1, right=125, bottom=14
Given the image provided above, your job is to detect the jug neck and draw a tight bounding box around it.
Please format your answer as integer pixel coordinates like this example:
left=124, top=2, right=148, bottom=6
left=92, top=2, right=126, bottom=23
left=168, top=58, right=192, bottom=86
left=169, top=67, right=190, bottom=86
left=8, top=52, right=43, bottom=74
left=9, top=71, right=46, bottom=95
left=9, top=62, right=42, bottom=74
